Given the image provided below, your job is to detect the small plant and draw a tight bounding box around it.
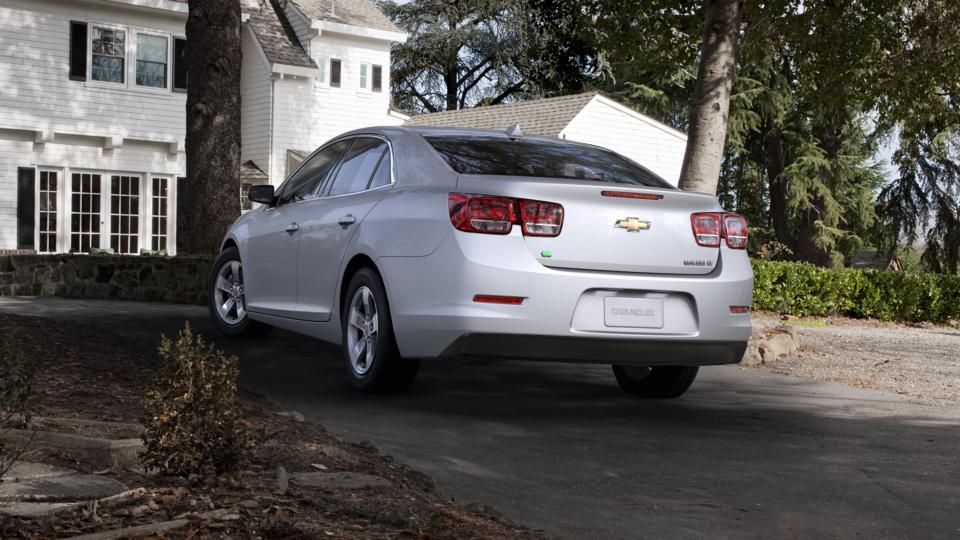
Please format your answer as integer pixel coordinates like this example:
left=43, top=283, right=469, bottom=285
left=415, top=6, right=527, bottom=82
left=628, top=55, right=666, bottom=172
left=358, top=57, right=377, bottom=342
left=0, top=329, right=35, bottom=478
left=141, top=322, right=249, bottom=476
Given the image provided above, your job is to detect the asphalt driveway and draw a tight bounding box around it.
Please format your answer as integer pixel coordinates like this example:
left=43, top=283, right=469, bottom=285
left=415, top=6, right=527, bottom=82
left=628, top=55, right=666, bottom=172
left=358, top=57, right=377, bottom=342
left=2, top=297, right=958, bottom=539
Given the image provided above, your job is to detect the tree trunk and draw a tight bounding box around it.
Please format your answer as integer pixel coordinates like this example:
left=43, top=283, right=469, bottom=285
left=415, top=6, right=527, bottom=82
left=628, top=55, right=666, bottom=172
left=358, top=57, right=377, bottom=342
left=677, top=0, right=744, bottom=194
left=178, top=0, right=242, bottom=255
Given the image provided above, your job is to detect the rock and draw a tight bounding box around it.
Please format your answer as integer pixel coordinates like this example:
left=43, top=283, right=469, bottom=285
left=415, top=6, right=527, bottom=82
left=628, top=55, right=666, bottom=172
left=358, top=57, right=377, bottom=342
left=310, top=463, right=328, bottom=471
left=1, top=462, right=75, bottom=483
left=289, top=471, right=391, bottom=490
left=0, top=474, right=128, bottom=504
left=0, top=501, right=85, bottom=518
left=740, top=340, right=763, bottom=366
left=759, top=332, right=798, bottom=363
left=276, top=411, right=305, bottom=423
left=276, top=466, right=289, bottom=494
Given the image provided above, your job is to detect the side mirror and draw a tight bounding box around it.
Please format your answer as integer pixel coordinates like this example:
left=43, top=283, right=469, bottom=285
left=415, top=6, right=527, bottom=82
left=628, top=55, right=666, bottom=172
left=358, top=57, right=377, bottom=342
left=248, top=184, right=275, bottom=205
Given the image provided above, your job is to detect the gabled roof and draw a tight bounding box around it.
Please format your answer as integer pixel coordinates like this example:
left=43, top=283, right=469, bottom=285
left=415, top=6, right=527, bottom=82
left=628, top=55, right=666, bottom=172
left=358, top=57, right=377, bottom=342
left=291, top=0, right=402, bottom=34
left=240, top=160, right=269, bottom=183
left=243, top=0, right=316, bottom=69
left=407, top=93, right=601, bottom=137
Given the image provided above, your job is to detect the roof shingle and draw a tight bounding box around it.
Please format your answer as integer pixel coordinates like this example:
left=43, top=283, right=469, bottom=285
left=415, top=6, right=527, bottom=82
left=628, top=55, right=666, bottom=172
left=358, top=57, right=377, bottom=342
left=406, top=93, right=600, bottom=136
left=291, top=0, right=402, bottom=34
left=243, top=0, right=316, bottom=68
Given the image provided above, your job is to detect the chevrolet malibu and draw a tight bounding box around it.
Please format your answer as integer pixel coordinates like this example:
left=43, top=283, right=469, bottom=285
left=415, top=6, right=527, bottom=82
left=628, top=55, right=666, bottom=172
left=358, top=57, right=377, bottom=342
left=208, top=126, right=753, bottom=397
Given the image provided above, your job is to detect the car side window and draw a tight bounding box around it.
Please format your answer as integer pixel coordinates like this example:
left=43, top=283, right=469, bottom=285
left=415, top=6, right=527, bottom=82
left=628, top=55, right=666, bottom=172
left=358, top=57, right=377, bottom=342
left=326, top=138, right=388, bottom=197
left=276, top=141, right=348, bottom=206
left=368, top=150, right=392, bottom=189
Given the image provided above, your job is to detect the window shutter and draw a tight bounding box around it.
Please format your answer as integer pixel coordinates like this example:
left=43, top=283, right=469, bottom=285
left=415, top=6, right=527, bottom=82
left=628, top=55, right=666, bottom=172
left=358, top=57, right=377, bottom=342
left=16, top=167, right=36, bottom=250
left=173, top=37, right=187, bottom=92
left=69, top=22, right=87, bottom=81
left=330, top=59, right=341, bottom=87
left=372, top=65, right=382, bottom=92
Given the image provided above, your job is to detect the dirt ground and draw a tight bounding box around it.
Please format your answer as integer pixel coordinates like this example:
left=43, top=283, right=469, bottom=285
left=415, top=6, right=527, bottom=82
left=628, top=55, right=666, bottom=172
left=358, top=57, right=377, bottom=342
left=751, top=312, right=960, bottom=407
left=0, top=313, right=535, bottom=538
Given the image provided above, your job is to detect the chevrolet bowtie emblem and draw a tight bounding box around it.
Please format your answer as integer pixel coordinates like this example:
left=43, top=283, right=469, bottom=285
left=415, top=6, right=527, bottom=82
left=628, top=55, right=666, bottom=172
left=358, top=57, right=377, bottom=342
left=615, top=217, right=651, bottom=232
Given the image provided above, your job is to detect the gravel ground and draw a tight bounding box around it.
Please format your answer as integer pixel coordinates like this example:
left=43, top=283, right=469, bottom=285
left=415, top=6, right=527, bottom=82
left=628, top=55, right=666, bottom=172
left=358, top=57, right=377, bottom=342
left=751, top=313, right=960, bottom=407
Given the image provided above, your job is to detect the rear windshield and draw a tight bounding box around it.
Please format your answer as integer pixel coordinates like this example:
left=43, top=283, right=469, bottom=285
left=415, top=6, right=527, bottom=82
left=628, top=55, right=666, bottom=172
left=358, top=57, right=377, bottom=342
left=424, top=135, right=673, bottom=188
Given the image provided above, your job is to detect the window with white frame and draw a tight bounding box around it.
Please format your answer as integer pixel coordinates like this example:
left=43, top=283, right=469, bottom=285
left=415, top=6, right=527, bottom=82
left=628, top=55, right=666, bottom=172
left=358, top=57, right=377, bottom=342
left=315, top=56, right=328, bottom=84
left=70, top=172, right=103, bottom=253
left=110, top=175, right=141, bottom=254
left=359, top=63, right=369, bottom=90
left=91, top=26, right=125, bottom=84
left=38, top=171, right=58, bottom=254
left=136, top=33, right=168, bottom=88
left=151, top=177, right=169, bottom=252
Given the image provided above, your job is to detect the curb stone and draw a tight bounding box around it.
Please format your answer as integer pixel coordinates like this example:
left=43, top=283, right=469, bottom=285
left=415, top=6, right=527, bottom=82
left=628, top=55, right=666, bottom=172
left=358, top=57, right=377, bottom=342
left=2, top=429, right=143, bottom=470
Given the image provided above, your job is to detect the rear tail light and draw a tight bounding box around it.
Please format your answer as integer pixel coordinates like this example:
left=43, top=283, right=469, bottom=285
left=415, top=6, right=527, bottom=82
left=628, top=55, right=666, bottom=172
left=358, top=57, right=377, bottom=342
left=448, top=193, right=515, bottom=234
left=730, top=305, right=751, bottom=314
left=691, top=212, right=748, bottom=249
left=518, top=199, right=564, bottom=236
left=449, top=193, right=563, bottom=237
left=691, top=213, right=722, bottom=247
left=723, top=214, right=748, bottom=249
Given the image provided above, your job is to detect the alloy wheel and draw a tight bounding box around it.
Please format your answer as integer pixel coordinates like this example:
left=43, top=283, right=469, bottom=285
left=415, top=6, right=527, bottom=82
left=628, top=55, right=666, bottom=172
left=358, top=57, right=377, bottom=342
left=346, top=286, right=378, bottom=375
left=214, top=260, right=246, bottom=325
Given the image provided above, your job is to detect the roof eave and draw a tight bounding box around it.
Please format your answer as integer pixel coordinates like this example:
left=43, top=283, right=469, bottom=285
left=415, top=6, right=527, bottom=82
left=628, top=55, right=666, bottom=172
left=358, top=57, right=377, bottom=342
left=101, top=0, right=187, bottom=15
left=271, top=63, right=320, bottom=78
left=310, top=20, right=408, bottom=43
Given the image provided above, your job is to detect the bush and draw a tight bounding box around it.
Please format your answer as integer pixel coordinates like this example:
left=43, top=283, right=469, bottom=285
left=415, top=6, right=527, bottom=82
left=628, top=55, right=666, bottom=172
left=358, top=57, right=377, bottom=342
left=141, top=322, right=250, bottom=476
left=752, top=260, right=960, bottom=323
left=0, top=329, right=35, bottom=477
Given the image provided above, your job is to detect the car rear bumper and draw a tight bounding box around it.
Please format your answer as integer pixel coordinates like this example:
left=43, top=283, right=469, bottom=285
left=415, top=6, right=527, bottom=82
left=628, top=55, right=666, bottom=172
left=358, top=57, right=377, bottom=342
left=378, top=229, right=754, bottom=363
left=439, top=334, right=748, bottom=365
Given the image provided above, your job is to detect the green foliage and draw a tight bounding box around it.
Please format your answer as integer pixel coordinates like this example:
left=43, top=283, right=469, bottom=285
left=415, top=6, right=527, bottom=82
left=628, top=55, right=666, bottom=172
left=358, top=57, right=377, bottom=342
left=0, top=329, right=35, bottom=476
left=141, top=322, right=249, bottom=477
left=752, top=260, right=960, bottom=322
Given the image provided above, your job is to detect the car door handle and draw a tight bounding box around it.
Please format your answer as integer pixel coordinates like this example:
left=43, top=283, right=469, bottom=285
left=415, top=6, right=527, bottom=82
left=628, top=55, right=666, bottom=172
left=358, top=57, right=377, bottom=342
left=285, top=222, right=300, bottom=234
left=338, top=215, right=357, bottom=226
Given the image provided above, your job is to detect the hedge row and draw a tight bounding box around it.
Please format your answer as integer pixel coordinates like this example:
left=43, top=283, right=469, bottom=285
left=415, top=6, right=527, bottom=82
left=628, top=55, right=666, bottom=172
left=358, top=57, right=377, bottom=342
left=751, top=260, right=960, bottom=323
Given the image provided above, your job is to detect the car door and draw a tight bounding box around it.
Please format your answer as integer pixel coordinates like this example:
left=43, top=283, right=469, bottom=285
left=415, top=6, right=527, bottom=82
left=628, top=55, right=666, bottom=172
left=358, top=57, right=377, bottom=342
left=295, top=136, right=393, bottom=321
left=242, top=141, right=348, bottom=318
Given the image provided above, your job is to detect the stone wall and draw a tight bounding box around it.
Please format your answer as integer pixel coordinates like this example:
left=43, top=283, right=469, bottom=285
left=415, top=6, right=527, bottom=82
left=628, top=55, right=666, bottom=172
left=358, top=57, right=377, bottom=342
left=0, top=255, right=214, bottom=305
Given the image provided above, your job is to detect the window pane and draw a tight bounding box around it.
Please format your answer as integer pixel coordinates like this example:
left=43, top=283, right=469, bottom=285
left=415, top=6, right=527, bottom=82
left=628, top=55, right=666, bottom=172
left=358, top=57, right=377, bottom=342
left=277, top=141, right=349, bottom=205
left=92, top=28, right=125, bottom=83
left=424, top=136, right=674, bottom=188
left=368, top=150, right=392, bottom=189
left=360, top=64, right=367, bottom=88
left=136, top=34, right=168, bottom=88
left=328, top=138, right=387, bottom=196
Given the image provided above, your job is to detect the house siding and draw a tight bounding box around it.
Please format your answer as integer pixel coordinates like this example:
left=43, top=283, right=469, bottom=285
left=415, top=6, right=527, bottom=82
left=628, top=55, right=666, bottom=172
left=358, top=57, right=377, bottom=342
left=269, top=33, right=402, bottom=183
left=0, top=0, right=185, bottom=252
left=240, top=26, right=273, bottom=177
left=561, top=98, right=687, bottom=186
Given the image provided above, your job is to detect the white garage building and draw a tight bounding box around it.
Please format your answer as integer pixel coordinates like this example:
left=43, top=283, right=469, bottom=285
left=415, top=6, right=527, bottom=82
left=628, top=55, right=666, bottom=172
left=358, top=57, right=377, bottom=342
left=406, top=92, right=688, bottom=186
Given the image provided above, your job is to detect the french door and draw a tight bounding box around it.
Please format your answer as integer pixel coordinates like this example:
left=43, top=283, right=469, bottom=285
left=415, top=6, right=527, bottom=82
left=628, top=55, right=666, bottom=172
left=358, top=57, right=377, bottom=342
left=70, top=172, right=103, bottom=253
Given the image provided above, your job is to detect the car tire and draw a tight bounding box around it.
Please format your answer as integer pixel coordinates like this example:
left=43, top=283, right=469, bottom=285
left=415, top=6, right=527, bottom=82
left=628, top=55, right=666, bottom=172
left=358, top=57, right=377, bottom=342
left=208, top=247, right=273, bottom=337
left=341, top=267, right=419, bottom=393
left=611, top=365, right=699, bottom=399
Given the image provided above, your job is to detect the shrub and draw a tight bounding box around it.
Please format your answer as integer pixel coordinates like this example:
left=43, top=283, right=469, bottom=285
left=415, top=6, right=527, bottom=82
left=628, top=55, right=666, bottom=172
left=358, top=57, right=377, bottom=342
left=751, top=260, right=960, bottom=323
left=0, top=329, right=35, bottom=477
left=141, top=322, right=249, bottom=476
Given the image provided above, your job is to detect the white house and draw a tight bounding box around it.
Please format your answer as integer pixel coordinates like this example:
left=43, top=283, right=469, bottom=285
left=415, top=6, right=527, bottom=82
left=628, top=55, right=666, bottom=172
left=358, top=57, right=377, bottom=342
left=0, top=0, right=406, bottom=255
left=407, top=92, right=688, bottom=186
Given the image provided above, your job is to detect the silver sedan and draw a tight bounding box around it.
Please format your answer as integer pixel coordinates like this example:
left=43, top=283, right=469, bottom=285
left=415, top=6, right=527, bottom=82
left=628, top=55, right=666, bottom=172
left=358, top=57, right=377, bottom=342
left=209, top=126, right=753, bottom=397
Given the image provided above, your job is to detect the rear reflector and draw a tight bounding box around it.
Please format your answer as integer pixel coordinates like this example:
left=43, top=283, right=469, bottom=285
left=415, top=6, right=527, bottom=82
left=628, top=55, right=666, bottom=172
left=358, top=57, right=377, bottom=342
left=691, top=213, right=722, bottom=247
left=601, top=191, right=664, bottom=201
left=729, top=306, right=751, bottom=314
left=449, top=193, right=563, bottom=237
left=473, top=294, right=525, bottom=305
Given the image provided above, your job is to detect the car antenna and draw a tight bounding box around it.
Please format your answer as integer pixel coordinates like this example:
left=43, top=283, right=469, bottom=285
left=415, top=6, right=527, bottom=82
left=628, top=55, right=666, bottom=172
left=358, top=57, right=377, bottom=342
left=505, top=123, right=523, bottom=140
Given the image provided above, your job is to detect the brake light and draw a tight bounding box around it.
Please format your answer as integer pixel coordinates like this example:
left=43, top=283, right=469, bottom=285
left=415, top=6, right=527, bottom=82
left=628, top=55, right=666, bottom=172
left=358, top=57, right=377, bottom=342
left=449, top=193, right=516, bottom=234
left=691, top=212, right=749, bottom=249
left=518, top=199, right=564, bottom=236
left=601, top=191, right=664, bottom=201
left=449, top=193, right=563, bottom=237
left=691, top=213, right=722, bottom=247
left=723, top=214, right=748, bottom=249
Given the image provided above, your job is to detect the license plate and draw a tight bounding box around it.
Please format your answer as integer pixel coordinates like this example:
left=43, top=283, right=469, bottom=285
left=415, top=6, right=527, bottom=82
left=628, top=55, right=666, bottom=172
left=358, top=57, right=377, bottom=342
left=603, top=297, right=664, bottom=328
